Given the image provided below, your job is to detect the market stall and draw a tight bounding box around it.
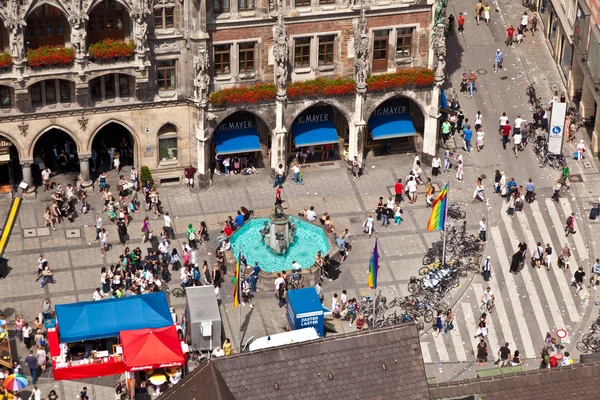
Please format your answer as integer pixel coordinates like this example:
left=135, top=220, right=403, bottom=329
left=48, top=293, right=174, bottom=380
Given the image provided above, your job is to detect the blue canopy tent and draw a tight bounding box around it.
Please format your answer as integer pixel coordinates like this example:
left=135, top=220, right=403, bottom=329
left=368, top=113, right=417, bottom=140
left=214, top=128, right=262, bottom=155
left=292, top=121, right=338, bottom=147
left=55, top=292, right=173, bottom=343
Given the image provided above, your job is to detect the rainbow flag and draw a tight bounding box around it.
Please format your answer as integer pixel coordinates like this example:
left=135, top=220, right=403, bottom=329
left=233, top=252, right=241, bottom=308
left=427, top=183, right=448, bottom=231
left=368, top=239, right=379, bottom=289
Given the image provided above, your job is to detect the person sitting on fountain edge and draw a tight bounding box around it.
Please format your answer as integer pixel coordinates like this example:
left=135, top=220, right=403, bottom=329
left=292, top=261, right=302, bottom=272
left=299, top=206, right=317, bottom=221
left=235, top=211, right=245, bottom=229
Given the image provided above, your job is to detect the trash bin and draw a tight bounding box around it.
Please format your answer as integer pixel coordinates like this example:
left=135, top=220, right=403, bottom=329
left=0, top=257, right=8, bottom=279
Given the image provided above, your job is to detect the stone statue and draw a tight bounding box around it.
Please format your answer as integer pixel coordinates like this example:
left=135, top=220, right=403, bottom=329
left=70, top=22, right=87, bottom=60
left=6, top=0, right=25, bottom=60
left=130, top=0, right=151, bottom=55
left=193, top=44, right=210, bottom=102
left=273, top=12, right=289, bottom=95
left=353, top=6, right=370, bottom=90
left=269, top=0, right=282, bottom=14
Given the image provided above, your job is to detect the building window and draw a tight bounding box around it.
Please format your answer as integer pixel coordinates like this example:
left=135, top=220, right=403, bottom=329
left=0, top=86, right=11, bottom=109
left=29, top=79, right=71, bottom=108
left=26, top=4, right=67, bottom=49
left=294, top=38, right=311, bottom=67
left=89, top=74, right=132, bottom=101
left=157, top=60, right=176, bottom=90
left=119, top=75, right=130, bottom=97
left=396, top=28, right=413, bottom=58
left=158, top=123, right=178, bottom=162
left=318, top=35, right=335, bottom=66
left=238, top=0, right=254, bottom=11
left=88, top=0, right=125, bottom=44
left=320, top=0, right=335, bottom=4
left=373, top=30, right=389, bottom=72
left=239, top=42, right=255, bottom=73
left=214, top=45, right=231, bottom=75
left=105, top=74, right=116, bottom=99
left=295, top=0, right=311, bottom=6
left=587, top=32, right=599, bottom=81
left=154, top=6, right=174, bottom=29
left=214, top=0, right=230, bottom=12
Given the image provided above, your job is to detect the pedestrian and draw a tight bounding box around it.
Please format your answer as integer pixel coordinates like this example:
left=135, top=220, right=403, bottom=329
left=551, top=179, right=562, bottom=202
left=433, top=310, right=443, bottom=337
left=565, top=212, right=576, bottom=236
left=475, top=0, right=483, bottom=24
left=393, top=204, right=403, bottom=225
left=443, top=149, right=452, bottom=172
left=516, top=25, right=524, bottom=44
left=560, top=164, right=571, bottom=191
left=543, top=243, right=553, bottom=271
left=520, top=11, right=529, bottom=34
left=273, top=163, right=285, bottom=187
left=40, top=264, right=56, bottom=288
left=40, top=298, right=52, bottom=321
left=164, top=211, right=175, bottom=239
left=25, top=350, right=38, bottom=384
left=456, top=160, right=464, bottom=182
left=479, top=218, right=487, bottom=242
left=501, top=122, right=511, bottom=150
left=36, top=345, right=47, bottom=374
left=482, top=256, right=492, bottom=281
left=22, top=323, right=32, bottom=349
left=525, top=178, right=535, bottom=203
left=497, top=342, right=511, bottom=367
left=352, top=156, right=361, bottom=180
left=407, top=176, right=417, bottom=203
left=506, top=192, right=516, bottom=216
left=531, top=12, right=538, bottom=35
left=183, top=164, right=196, bottom=189
left=506, top=25, right=515, bottom=46
left=473, top=178, right=485, bottom=202
left=292, top=162, right=303, bottom=185
left=363, top=214, right=374, bottom=237
left=509, top=248, right=523, bottom=274
left=99, top=228, right=109, bottom=256
left=242, top=278, right=253, bottom=308
left=30, top=385, right=42, bottom=400
left=474, top=312, right=489, bottom=338
left=441, top=119, right=451, bottom=145
left=576, top=140, right=586, bottom=160
left=95, top=215, right=103, bottom=241
left=513, top=130, right=522, bottom=157
left=463, top=124, right=473, bottom=153
left=468, top=72, right=477, bottom=97
left=443, top=309, right=454, bottom=333
left=511, top=350, right=522, bottom=366
left=78, top=387, right=90, bottom=400
left=493, top=49, right=503, bottom=72
left=447, top=14, right=455, bottom=35
left=574, top=266, right=586, bottom=295
left=559, top=243, right=571, bottom=271
left=431, top=155, right=441, bottom=177
left=457, top=12, right=465, bottom=32
left=476, top=339, right=488, bottom=366
left=483, top=2, right=491, bottom=24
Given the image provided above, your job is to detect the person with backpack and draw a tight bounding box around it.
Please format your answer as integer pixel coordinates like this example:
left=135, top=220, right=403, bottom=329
left=565, top=212, right=576, bottom=236
left=574, top=266, right=586, bottom=295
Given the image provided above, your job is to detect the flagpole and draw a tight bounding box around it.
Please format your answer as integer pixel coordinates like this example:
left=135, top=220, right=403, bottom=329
left=441, top=179, right=450, bottom=266
left=238, top=246, right=243, bottom=353
left=372, top=236, right=378, bottom=327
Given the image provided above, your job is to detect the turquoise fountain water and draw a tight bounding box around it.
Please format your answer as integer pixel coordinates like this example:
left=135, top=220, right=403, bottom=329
left=229, top=217, right=330, bottom=273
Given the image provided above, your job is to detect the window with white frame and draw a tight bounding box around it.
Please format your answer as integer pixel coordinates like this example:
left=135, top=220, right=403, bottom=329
left=158, top=123, right=178, bottom=162
left=318, top=35, right=335, bottom=66
left=294, top=37, right=311, bottom=68
left=396, top=28, right=413, bottom=58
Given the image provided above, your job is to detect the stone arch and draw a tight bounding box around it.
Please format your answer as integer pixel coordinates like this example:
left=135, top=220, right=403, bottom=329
left=0, top=130, right=25, bottom=160
left=86, top=0, right=133, bottom=15
left=28, top=123, right=81, bottom=159
left=365, top=91, right=428, bottom=121
left=86, top=118, right=140, bottom=154
left=209, top=109, right=274, bottom=140
left=24, top=76, right=77, bottom=88
left=286, top=99, right=353, bottom=130
left=23, top=0, right=70, bottom=19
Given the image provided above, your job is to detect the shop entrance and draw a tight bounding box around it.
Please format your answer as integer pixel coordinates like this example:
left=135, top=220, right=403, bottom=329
left=366, top=97, right=424, bottom=156
left=212, top=111, right=269, bottom=175
left=0, top=137, right=21, bottom=193
left=289, top=104, right=348, bottom=163
left=32, top=128, right=79, bottom=183
left=91, top=122, right=135, bottom=176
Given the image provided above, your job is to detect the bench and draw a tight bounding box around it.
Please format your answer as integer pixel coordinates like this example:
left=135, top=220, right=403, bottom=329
left=476, top=365, right=523, bottom=378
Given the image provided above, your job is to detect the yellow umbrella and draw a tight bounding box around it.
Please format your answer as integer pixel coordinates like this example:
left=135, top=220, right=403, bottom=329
left=149, top=374, right=167, bottom=385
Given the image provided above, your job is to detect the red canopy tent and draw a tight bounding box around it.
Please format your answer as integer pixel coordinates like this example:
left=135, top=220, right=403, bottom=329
left=120, top=326, right=185, bottom=371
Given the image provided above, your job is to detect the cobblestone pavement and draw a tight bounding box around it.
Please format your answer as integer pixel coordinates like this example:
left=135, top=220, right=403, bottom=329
left=3, top=3, right=600, bottom=399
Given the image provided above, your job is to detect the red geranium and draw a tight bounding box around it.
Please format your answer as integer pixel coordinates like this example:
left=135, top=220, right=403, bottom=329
left=27, top=46, right=75, bottom=68
left=367, top=67, right=435, bottom=92
left=88, top=39, right=135, bottom=61
left=209, top=83, right=277, bottom=106
left=0, top=52, right=12, bottom=69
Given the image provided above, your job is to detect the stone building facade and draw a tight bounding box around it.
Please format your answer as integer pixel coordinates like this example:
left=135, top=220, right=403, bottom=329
left=0, top=0, right=447, bottom=190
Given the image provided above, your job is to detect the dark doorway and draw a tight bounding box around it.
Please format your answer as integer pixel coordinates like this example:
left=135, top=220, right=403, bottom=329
left=32, top=129, right=79, bottom=182
left=91, top=122, right=135, bottom=177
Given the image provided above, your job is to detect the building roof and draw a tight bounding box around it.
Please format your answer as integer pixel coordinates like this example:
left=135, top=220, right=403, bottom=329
left=164, top=323, right=429, bottom=400
left=161, top=360, right=235, bottom=400
left=429, top=361, right=600, bottom=400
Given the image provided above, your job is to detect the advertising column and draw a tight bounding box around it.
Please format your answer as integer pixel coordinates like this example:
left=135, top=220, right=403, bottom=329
left=548, top=102, right=566, bottom=155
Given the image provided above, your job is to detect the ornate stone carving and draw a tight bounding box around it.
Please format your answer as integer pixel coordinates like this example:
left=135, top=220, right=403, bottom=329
left=273, top=11, right=288, bottom=99
left=193, top=43, right=210, bottom=104
left=18, top=118, right=29, bottom=137
left=21, top=161, right=31, bottom=168
left=353, top=6, right=370, bottom=93
left=431, top=0, right=448, bottom=87
left=79, top=155, right=90, bottom=163
left=6, top=0, right=26, bottom=61
left=68, top=0, right=89, bottom=61
left=269, top=0, right=282, bottom=14
left=78, top=112, right=89, bottom=131
left=130, top=0, right=151, bottom=65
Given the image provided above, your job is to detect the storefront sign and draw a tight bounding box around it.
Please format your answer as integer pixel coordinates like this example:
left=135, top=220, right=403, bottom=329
left=372, top=105, right=408, bottom=116
left=548, top=102, right=566, bottom=155
left=297, top=113, right=330, bottom=123
left=297, top=311, right=323, bottom=330
left=0, top=140, right=12, bottom=164
left=217, top=120, right=254, bottom=131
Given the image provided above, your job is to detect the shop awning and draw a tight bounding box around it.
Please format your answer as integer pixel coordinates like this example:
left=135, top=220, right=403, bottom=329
left=368, top=114, right=417, bottom=140
left=214, top=128, right=261, bottom=155
left=292, top=121, right=338, bottom=147
left=120, top=326, right=185, bottom=371
left=55, top=292, right=173, bottom=343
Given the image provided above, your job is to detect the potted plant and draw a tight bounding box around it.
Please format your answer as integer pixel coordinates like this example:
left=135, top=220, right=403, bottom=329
left=140, top=166, right=154, bottom=188
left=0, top=53, right=13, bottom=69
left=27, top=46, right=75, bottom=68
left=88, top=39, right=135, bottom=61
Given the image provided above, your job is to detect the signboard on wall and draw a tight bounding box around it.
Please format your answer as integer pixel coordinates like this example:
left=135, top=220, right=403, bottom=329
left=0, top=139, right=12, bottom=164
left=295, top=106, right=334, bottom=124
left=548, top=102, right=566, bottom=155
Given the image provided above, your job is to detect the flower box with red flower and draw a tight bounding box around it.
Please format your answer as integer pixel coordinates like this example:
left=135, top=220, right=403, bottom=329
left=0, top=53, right=12, bottom=69
left=88, top=39, right=135, bottom=62
left=367, top=67, right=435, bottom=92
left=27, top=46, right=75, bottom=68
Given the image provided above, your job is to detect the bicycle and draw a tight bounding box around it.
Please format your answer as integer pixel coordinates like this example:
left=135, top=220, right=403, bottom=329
left=447, top=205, right=466, bottom=220
left=576, top=333, right=600, bottom=353
left=522, top=0, right=536, bottom=11
left=538, top=151, right=566, bottom=170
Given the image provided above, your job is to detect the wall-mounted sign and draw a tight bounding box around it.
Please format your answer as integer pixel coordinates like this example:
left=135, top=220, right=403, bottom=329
left=372, top=105, right=409, bottom=116
left=217, top=120, right=254, bottom=131
left=146, top=147, right=151, bottom=152
left=0, top=139, right=12, bottom=164
left=295, top=106, right=334, bottom=125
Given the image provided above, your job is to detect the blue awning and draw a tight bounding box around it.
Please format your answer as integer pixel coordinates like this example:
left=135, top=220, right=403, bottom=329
left=55, top=292, right=173, bottom=343
left=368, top=114, right=417, bottom=140
left=214, top=128, right=261, bottom=155
left=292, top=121, right=338, bottom=147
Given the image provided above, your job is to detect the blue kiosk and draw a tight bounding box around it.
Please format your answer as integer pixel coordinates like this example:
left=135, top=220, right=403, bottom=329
left=286, top=287, right=325, bottom=337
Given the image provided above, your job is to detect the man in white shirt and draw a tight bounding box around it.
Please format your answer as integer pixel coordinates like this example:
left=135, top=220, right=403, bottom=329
left=431, top=155, right=441, bottom=177
left=158, top=239, right=170, bottom=263
left=498, top=112, right=509, bottom=133
left=36, top=255, right=47, bottom=279
left=406, top=177, right=417, bottom=204
left=130, top=167, right=138, bottom=190
left=41, top=168, right=52, bottom=191
left=291, top=261, right=302, bottom=272
left=163, top=212, right=174, bottom=239
left=412, top=152, right=420, bottom=170
left=93, top=288, right=105, bottom=301
left=274, top=273, right=285, bottom=291
left=30, top=385, right=42, bottom=400
left=514, top=115, right=526, bottom=135
left=305, top=206, right=317, bottom=221
left=513, top=132, right=523, bottom=157
left=331, top=293, right=339, bottom=312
